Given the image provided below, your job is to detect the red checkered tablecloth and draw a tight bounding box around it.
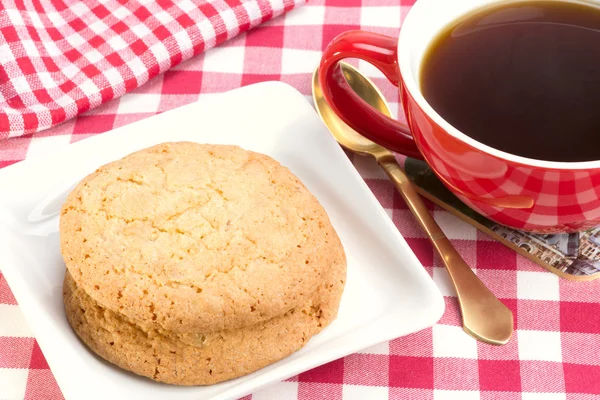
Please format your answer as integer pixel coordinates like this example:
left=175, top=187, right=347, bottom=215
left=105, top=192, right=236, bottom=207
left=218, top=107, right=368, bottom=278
left=2, top=0, right=600, bottom=399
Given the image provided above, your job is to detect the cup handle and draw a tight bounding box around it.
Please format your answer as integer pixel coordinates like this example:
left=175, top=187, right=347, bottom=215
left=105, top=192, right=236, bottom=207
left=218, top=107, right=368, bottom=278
left=319, top=30, right=423, bottom=159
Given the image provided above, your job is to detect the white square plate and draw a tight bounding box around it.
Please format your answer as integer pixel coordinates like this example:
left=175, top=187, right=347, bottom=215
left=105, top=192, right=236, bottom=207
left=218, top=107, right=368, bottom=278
left=0, top=82, right=444, bottom=400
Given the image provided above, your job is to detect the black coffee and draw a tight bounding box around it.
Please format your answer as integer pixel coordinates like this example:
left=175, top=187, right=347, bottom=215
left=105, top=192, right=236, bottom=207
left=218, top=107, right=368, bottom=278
left=420, top=1, right=600, bottom=162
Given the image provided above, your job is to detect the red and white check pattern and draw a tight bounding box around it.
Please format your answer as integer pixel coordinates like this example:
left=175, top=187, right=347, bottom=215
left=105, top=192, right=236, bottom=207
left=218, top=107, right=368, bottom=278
left=0, top=0, right=303, bottom=138
left=419, top=136, right=600, bottom=232
left=1, top=0, right=600, bottom=399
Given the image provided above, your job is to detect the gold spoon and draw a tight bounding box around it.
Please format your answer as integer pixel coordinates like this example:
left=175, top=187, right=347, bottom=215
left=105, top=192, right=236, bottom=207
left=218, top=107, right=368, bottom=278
left=312, top=63, right=514, bottom=345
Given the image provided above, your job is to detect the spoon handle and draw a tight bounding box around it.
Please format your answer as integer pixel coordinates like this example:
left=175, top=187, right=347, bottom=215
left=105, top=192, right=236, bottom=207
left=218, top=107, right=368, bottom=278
left=377, top=154, right=514, bottom=345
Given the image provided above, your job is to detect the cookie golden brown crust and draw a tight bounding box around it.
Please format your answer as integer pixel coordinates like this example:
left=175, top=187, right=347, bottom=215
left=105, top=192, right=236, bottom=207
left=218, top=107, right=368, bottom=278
left=63, top=261, right=345, bottom=385
left=60, top=142, right=346, bottom=333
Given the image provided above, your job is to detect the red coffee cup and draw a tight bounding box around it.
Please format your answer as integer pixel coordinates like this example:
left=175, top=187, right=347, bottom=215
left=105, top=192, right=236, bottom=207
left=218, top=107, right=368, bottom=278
left=318, top=2, right=600, bottom=234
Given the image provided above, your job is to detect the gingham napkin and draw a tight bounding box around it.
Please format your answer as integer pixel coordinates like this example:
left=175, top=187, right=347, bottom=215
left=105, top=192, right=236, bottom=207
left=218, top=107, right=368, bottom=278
left=0, top=0, right=304, bottom=139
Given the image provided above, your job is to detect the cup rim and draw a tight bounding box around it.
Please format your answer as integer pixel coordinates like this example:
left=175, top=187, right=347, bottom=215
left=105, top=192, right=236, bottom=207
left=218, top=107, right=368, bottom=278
left=397, top=0, right=600, bottom=171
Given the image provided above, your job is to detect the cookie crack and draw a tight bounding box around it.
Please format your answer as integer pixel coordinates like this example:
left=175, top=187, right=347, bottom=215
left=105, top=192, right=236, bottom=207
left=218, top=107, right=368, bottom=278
left=65, top=206, right=287, bottom=293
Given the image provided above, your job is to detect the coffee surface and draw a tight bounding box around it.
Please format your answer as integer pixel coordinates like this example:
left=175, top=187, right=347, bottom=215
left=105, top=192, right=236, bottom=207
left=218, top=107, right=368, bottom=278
left=421, top=1, right=600, bottom=162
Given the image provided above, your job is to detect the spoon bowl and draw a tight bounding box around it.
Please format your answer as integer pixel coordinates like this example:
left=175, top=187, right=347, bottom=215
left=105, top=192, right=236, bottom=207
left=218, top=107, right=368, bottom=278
left=312, top=64, right=392, bottom=158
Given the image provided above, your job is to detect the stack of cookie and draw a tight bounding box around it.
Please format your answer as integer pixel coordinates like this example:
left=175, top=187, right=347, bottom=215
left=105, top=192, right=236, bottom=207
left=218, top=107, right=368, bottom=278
left=60, top=142, right=347, bottom=385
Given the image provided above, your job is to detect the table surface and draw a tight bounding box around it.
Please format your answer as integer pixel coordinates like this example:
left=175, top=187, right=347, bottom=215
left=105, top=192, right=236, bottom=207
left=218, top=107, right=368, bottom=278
left=1, top=0, right=600, bottom=399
